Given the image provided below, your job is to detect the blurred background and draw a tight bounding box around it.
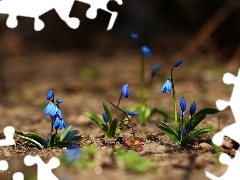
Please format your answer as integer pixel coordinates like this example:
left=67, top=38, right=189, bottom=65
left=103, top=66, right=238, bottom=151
left=0, top=0, right=239, bottom=103
left=0, top=0, right=240, bottom=58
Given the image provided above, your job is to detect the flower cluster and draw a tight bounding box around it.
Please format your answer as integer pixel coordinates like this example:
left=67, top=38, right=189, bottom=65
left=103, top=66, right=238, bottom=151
left=44, top=89, right=66, bottom=131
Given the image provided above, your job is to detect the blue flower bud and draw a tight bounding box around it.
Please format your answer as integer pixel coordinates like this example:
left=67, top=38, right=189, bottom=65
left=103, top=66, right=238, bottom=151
left=130, top=33, right=139, bottom=40
left=121, top=83, right=129, bottom=98
left=56, top=98, right=63, bottom=104
left=47, top=89, right=54, bottom=100
left=173, top=59, right=183, bottom=67
left=141, top=46, right=152, bottom=57
left=127, top=111, right=138, bottom=116
left=151, top=64, right=161, bottom=77
left=180, top=97, right=186, bottom=112
left=161, top=79, right=172, bottom=93
left=189, top=101, right=196, bottom=116
left=102, top=113, right=108, bottom=123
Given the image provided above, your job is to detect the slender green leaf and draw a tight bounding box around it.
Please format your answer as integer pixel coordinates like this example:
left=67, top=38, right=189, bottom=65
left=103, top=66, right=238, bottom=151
left=15, top=131, right=44, bottom=144
left=64, top=135, right=81, bottom=142
left=108, top=118, right=118, bottom=137
left=187, top=108, right=219, bottom=133
left=85, top=111, right=108, bottom=135
left=103, top=102, right=113, bottom=125
left=58, top=126, right=72, bottom=142
left=15, top=133, right=43, bottom=150
left=157, top=126, right=179, bottom=143
left=158, top=121, right=179, bottom=138
left=157, top=121, right=179, bottom=143
left=64, top=130, right=80, bottom=140
left=181, top=127, right=213, bottom=146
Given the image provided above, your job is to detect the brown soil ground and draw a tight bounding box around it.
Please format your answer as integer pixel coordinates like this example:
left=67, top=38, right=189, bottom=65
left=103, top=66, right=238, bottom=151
left=0, top=51, right=238, bottom=180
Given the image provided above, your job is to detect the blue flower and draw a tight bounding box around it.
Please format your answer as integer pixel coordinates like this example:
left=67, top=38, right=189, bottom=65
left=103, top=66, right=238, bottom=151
left=47, top=89, right=54, bottom=100
left=102, top=112, right=109, bottom=123
left=53, top=109, right=66, bottom=130
left=65, top=147, right=81, bottom=163
left=173, top=59, right=183, bottom=67
left=121, top=83, right=129, bottom=98
left=130, top=33, right=139, bottom=40
left=151, top=64, right=161, bottom=77
left=56, top=98, right=63, bottom=104
left=189, top=101, right=196, bottom=116
left=161, top=79, right=172, bottom=93
left=141, top=46, right=152, bottom=57
left=182, top=125, right=188, bottom=137
left=180, top=97, right=186, bottom=114
left=44, top=102, right=58, bottom=118
left=127, top=111, right=138, bottom=116
left=180, top=110, right=186, bottom=117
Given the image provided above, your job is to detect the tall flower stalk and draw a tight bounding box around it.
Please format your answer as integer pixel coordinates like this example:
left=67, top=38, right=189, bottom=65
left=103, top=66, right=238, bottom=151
left=171, top=59, right=183, bottom=128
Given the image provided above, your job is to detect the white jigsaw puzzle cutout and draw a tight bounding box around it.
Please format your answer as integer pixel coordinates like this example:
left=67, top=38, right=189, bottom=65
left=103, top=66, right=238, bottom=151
left=205, top=68, right=240, bottom=180
left=0, top=126, right=15, bottom=146
left=24, top=155, right=60, bottom=180
left=0, top=0, right=123, bottom=31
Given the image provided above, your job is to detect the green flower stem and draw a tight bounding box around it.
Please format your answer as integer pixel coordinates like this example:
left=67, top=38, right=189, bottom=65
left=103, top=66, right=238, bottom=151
left=140, top=53, right=145, bottom=104
left=171, top=68, right=178, bottom=128
left=180, top=116, right=184, bottom=141
left=217, top=113, right=221, bottom=131
left=115, top=92, right=122, bottom=118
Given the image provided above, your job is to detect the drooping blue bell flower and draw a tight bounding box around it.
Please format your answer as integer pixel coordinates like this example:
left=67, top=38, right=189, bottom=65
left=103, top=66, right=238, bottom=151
left=180, top=97, right=186, bottom=115
left=161, top=79, right=172, bottom=93
left=173, top=59, right=183, bottom=67
left=56, top=98, right=63, bottom=104
left=130, top=33, right=139, bottom=40
left=53, top=109, right=66, bottom=130
left=127, top=111, right=138, bottom=116
left=141, top=46, right=152, bottom=57
left=44, top=102, right=58, bottom=118
left=102, top=112, right=109, bottom=123
left=47, top=89, right=54, bottom=100
left=121, top=83, right=129, bottom=98
left=151, top=64, right=161, bottom=78
left=189, top=101, right=196, bottom=116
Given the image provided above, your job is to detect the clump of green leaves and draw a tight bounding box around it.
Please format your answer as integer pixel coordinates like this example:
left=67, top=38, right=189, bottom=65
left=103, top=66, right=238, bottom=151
left=114, top=147, right=156, bottom=173
left=157, top=108, right=219, bottom=146
left=85, top=101, right=138, bottom=138
left=15, top=89, right=80, bottom=149
left=86, top=83, right=138, bottom=138
left=157, top=59, right=220, bottom=146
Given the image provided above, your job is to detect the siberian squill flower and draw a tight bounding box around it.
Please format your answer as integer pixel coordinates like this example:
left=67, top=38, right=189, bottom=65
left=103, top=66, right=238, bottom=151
left=56, top=98, right=63, bottom=104
left=130, top=33, right=139, bottom=40
left=44, top=102, right=58, bottom=118
left=161, top=79, right=172, bottom=93
left=102, top=112, right=109, bottom=123
left=141, top=46, right=152, bottom=57
left=189, top=101, right=196, bottom=116
left=180, top=97, right=186, bottom=117
left=53, top=108, right=66, bottom=130
left=47, top=89, right=54, bottom=100
left=127, top=111, right=138, bottom=116
left=151, top=64, right=161, bottom=78
left=121, top=83, right=129, bottom=98
left=173, top=59, right=183, bottom=67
